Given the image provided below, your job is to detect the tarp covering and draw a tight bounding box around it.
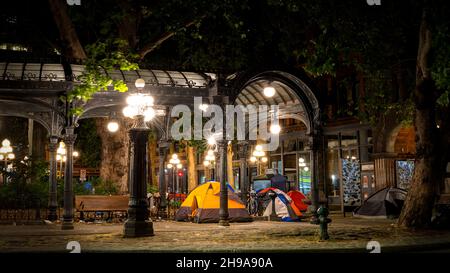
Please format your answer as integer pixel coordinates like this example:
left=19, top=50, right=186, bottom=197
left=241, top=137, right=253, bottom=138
left=258, top=188, right=302, bottom=221
left=353, top=187, right=407, bottom=219
left=175, top=182, right=252, bottom=223
left=287, top=190, right=309, bottom=212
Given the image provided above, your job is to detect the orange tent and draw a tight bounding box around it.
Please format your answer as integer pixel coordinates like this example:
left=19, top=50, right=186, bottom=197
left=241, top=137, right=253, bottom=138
left=175, top=182, right=252, bottom=223
left=287, top=190, right=310, bottom=212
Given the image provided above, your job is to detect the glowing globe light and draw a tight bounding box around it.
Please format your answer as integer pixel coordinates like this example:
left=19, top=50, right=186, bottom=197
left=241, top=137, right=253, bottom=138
left=207, top=137, right=216, bottom=146
left=73, top=151, right=79, bottom=157
left=263, top=86, right=276, bottom=97
left=253, top=150, right=265, bottom=157
left=207, top=149, right=214, bottom=156
left=126, top=94, right=142, bottom=106
left=255, top=145, right=263, bottom=151
left=107, top=121, right=119, bottom=132
left=176, top=164, right=183, bottom=169
left=203, top=160, right=210, bottom=167
left=142, top=95, right=154, bottom=106
left=270, top=124, right=281, bottom=134
left=303, top=166, right=309, bottom=172
left=122, top=106, right=138, bottom=118
left=261, top=157, right=268, bottom=163
left=250, top=156, right=257, bottom=163
left=167, top=163, right=173, bottom=169
left=135, top=78, right=146, bottom=89
left=144, top=107, right=156, bottom=121
left=2, top=139, right=10, bottom=147
left=7, top=153, right=14, bottom=160
left=172, top=154, right=178, bottom=160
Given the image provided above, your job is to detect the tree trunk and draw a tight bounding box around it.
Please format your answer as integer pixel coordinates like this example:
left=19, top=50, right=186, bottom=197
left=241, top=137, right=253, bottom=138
left=187, top=145, right=197, bottom=192
left=95, top=118, right=131, bottom=194
left=48, top=0, right=87, bottom=59
left=227, top=143, right=234, bottom=188
left=398, top=11, right=441, bottom=228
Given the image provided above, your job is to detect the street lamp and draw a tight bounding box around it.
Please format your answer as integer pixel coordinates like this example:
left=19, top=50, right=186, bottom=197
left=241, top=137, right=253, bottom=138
left=203, top=149, right=216, bottom=180
left=250, top=145, right=268, bottom=175
left=56, top=142, right=79, bottom=179
left=107, top=121, right=119, bottom=132
left=167, top=153, right=181, bottom=193
left=263, top=86, right=276, bottom=97
left=123, top=78, right=156, bottom=237
left=0, top=139, right=15, bottom=183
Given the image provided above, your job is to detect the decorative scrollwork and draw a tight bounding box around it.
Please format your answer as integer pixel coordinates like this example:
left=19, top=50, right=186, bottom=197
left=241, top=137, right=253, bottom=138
left=24, top=72, right=37, bottom=80
left=4, top=72, right=17, bottom=80
left=43, top=73, right=58, bottom=81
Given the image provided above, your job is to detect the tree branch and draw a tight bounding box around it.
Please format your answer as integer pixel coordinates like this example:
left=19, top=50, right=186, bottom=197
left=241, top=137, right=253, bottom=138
left=48, top=0, right=87, bottom=60
left=137, top=15, right=206, bottom=60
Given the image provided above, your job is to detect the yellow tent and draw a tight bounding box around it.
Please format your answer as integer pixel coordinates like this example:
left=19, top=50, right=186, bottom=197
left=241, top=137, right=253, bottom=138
left=175, top=182, right=252, bottom=223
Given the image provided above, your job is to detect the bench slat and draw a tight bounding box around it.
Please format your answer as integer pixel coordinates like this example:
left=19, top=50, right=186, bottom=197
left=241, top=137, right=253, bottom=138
left=75, top=195, right=129, bottom=212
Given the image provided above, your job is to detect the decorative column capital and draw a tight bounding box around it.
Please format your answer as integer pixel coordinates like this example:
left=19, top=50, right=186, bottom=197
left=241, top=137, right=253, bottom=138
left=63, top=127, right=77, bottom=145
left=48, top=136, right=59, bottom=152
left=131, top=115, right=151, bottom=130
left=158, top=141, right=169, bottom=154
left=237, top=141, right=249, bottom=159
left=216, top=139, right=227, bottom=151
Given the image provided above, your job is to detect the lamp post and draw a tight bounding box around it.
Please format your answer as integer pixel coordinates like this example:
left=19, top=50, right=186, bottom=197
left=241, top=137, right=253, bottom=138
left=249, top=145, right=268, bottom=176
left=203, top=149, right=216, bottom=181
left=167, top=153, right=181, bottom=193
left=0, top=139, right=15, bottom=184
left=122, top=78, right=155, bottom=237
left=56, top=141, right=79, bottom=179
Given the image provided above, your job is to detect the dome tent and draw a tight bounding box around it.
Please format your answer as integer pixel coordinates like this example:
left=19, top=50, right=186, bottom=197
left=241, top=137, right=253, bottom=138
left=353, top=187, right=407, bottom=219
left=175, top=182, right=252, bottom=223
left=258, top=188, right=302, bottom=221
left=287, top=190, right=310, bottom=212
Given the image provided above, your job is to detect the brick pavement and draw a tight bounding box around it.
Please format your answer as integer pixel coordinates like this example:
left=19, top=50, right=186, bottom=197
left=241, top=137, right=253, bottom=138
left=1, top=215, right=450, bottom=253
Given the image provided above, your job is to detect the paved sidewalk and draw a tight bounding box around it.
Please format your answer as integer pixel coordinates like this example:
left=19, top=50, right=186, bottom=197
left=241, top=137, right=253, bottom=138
left=1, top=215, right=450, bottom=253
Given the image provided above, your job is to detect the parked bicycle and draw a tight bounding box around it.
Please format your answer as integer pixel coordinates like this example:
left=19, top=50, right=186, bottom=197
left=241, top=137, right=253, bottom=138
left=246, top=189, right=258, bottom=216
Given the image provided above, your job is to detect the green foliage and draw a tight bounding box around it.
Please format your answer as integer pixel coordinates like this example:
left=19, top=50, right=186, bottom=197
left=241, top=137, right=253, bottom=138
left=68, top=177, right=119, bottom=197
left=74, top=119, right=101, bottom=168
left=147, top=184, right=159, bottom=194
left=358, top=72, right=414, bottom=126
left=90, top=177, right=119, bottom=195
left=0, top=158, right=50, bottom=206
left=66, top=39, right=139, bottom=115
left=432, top=25, right=450, bottom=107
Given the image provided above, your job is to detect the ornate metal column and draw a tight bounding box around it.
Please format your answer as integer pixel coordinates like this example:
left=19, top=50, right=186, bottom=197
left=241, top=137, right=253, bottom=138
left=217, top=139, right=230, bottom=226
left=238, top=141, right=249, bottom=203
left=61, top=127, right=76, bottom=230
left=123, top=116, right=154, bottom=237
left=158, top=141, right=169, bottom=218
left=47, top=136, right=59, bottom=221
left=308, top=132, right=324, bottom=224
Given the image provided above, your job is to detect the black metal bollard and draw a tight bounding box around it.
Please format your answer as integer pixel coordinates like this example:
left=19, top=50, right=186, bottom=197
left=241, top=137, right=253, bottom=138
left=268, top=191, right=279, bottom=221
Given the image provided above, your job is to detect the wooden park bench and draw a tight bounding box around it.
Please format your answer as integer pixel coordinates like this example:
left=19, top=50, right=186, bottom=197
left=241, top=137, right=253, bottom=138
left=75, top=195, right=129, bottom=222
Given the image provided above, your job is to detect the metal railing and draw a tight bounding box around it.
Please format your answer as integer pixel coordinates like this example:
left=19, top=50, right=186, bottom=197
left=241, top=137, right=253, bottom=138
left=0, top=196, right=48, bottom=224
